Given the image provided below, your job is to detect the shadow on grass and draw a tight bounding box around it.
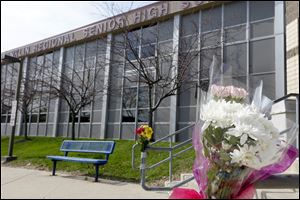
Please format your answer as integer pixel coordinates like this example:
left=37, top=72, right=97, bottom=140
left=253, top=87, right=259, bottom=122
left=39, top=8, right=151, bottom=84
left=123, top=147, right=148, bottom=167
left=15, top=138, right=32, bottom=143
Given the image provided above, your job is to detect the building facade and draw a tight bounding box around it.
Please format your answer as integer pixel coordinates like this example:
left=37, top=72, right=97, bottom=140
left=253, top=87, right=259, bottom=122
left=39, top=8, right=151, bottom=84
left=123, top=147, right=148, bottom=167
left=1, top=1, right=298, bottom=141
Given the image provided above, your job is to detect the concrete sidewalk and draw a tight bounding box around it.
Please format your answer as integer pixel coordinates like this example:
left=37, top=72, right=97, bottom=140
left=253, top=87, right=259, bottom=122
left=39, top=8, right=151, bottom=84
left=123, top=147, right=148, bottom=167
left=1, top=166, right=169, bottom=199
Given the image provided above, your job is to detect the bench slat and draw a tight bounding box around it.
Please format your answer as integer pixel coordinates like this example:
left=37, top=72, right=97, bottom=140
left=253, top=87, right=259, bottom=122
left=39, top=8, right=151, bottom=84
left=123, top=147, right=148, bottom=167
left=60, top=140, right=115, bottom=154
left=47, top=156, right=108, bottom=164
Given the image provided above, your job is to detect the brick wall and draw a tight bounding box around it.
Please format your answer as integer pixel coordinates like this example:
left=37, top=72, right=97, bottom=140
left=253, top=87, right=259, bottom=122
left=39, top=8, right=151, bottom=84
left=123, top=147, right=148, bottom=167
left=285, top=2, right=299, bottom=94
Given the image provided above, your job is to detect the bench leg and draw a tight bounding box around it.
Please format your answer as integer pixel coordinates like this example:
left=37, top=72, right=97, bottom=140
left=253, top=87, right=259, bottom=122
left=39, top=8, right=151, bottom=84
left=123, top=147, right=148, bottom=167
left=52, top=160, right=57, bottom=176
left=95, top=164, right=99, bottom=182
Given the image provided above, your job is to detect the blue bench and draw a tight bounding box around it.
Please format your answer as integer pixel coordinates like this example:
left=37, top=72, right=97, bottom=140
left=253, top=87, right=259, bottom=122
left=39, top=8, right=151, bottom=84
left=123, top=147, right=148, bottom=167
left=47, top=140, right=115, bottom=182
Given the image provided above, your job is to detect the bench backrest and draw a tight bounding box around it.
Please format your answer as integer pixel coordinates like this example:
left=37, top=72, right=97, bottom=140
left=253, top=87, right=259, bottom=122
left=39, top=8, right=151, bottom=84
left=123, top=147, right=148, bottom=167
left=60, top=140, right=115, bottom=156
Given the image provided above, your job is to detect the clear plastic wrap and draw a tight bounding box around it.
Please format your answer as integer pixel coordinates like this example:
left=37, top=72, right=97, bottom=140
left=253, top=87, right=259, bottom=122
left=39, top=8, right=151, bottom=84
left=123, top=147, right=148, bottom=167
left=170, top=56, right=299, bottom=199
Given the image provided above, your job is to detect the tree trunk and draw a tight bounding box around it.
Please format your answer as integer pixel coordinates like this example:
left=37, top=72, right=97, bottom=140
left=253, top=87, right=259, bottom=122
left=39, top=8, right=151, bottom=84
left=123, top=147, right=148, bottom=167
left=71, top=113, right=76, bottom=140
left=24, top=113, right=28, bottom=140
left=148, top=86, right=155, bottom=142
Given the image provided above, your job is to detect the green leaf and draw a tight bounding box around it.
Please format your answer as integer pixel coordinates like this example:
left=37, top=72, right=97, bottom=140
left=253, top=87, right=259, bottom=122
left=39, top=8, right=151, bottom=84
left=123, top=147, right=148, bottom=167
left=228, top=136, right=240, bottom=146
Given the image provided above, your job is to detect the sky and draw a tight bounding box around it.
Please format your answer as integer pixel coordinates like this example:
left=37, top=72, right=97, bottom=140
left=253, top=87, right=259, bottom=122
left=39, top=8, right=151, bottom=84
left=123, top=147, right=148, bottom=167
left=1, top=1, right=156, bottom=52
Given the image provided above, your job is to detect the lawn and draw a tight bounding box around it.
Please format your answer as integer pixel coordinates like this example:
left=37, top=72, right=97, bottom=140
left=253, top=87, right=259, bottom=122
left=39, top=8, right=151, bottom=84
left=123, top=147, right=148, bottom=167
left=1, top=136, right=195, bottom=185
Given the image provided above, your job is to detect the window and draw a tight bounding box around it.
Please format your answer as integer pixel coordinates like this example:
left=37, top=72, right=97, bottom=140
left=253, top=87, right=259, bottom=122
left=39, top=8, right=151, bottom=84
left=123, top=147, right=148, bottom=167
left=200, top=48, right=221, bottom=79
left=225, top=25, right=246, bottom=43
left=201, top=6, right=221, bottom=32
left=181, top=13, right=199, bottom=37
left=224, top=1, right=246, bottom=27
left=122, top=110, right=136, bottom=122
left=142, top=25, right=157, bottom=44
left=202, top=31, right=221, bottom=47
left=86, top=41, right=97, bottom=58
left=224, top=43, right=247, bottom=76
left=250, top=19, right=274, bottom=39
left=158, top=18, right=173, bottom=41
left=39, top=114, right=47, bottom=123
left=250, top=1, right=274, bottom=22
left=250, top=38, right=275, bottom=74
left=1, top=115, right=7, bottom=123
left=138, top=109, right=149, bottom=122
left=123, top=88, right=137, bottom=109
left=250, top=74, right=275, bottom=99
left=80, top=112, right=90, bottom=123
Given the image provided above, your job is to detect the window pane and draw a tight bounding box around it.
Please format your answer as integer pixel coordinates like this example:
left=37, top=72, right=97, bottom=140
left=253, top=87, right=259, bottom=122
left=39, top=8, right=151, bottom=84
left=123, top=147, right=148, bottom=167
left=154, top=124, right=170, bottom=140
left=92, top=110, right=101, bottom=122
left=127, top=29, right=140, bottom=48
left=86, top=41, right=97, bottom=58
left=180, top=35, right=198, bottom=51
left=80, top=112, right=90, bottom=123
left=59, top=112, right=69, bottom=123
left=159, top=18, right=173, bottom=41
left=250, top=74, right=275, bottom=99
left=200, top=48, right=221, bottom=79
left=250, top=1, right=274, bottom=22
left=108, top=89, right=122, bottom=109
left=123, top=88, right=137, bottom=109
left=97, top=38, right=107, bottom=55
left=122, top=109, right=136, bottom=122
left=155, top=108, right=170, bottom=122
left=250, top=19, right=274, bottom=38
left=31, top=114, right=38, bottom=123
left=224, top=1, right=246, bottom=27
left=65, top=47, right=74, bottom=63
left=141, top=45, right=155, bottom=58
left=74, top=44, right=85, bottom=62
left=178, top=83, right=197, bottom=106
left=91, top=124, right=101, bottom=138
left=108, top=110, right=120, bottom=122
left=158, top=41, right=173, bottom=55
left=1, top=115, right=6, bottom=123
left=138, top=109, right=149, bottom=122
left=225, top=25, right=246, bottom=43
left=178, top=107, right=196, bottom=122
left=93, top=95, right=102, bottom=110
left=201, top=30, right=221, bottom=47
left=106, top=124, right=120, bottom=139
left=250, top=38, right=275, bottom=73
left=201, top=6, right=221, bottom=32
left=181, top=13, right=199, bottom=36
left=224, top=43, right=247, bottom=76
left=121, top=124, right=135, bottom=140
left=126, top=48, right=139, bottom=61
left=142, top=25, right=157, bottom=44
left=39, top=114, right=47, bottom=123
left=138, top=87, right=150, bottom=108
left=199, top=79, right=209, bottom=92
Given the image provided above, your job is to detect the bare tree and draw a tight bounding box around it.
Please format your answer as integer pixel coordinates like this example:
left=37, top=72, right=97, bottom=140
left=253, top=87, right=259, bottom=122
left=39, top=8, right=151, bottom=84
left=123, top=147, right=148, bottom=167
left=1, top=63, right=44, bottom=140
left=39, top=42, right=107, bottom=140
left=102, top=3, right=225, bottom=141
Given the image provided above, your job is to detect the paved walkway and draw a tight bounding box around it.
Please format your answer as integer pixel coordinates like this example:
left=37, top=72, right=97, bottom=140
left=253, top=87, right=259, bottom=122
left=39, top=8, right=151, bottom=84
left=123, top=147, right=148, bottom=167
left=1, top=166, right=169, bottom=199
left=1, top=166, right=299, bottom=199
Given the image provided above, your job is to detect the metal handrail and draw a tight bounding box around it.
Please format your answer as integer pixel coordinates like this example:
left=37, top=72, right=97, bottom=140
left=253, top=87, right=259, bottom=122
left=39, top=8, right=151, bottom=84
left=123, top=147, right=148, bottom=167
left=149, top=124, right=194, bottom=146
left=131, top=124, right=195, bottom=191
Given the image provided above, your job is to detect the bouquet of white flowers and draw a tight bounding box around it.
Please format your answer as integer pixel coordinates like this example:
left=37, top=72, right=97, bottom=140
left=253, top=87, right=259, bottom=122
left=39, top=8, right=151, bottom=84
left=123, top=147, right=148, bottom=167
left=170, top=56, right=298, bottom=199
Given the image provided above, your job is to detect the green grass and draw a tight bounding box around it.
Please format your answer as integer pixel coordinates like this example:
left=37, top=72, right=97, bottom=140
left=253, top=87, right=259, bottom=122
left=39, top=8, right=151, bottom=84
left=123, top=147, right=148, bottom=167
left=1, top=136, right=195, bottom=185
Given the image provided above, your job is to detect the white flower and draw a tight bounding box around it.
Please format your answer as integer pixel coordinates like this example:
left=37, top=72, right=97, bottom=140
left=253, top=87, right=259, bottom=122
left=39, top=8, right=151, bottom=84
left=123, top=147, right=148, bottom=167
left=201, top=92, right=284, bottom=170
left=230, top=144, right=260, bottom=169
left=201, top=99, right=243, bottom=129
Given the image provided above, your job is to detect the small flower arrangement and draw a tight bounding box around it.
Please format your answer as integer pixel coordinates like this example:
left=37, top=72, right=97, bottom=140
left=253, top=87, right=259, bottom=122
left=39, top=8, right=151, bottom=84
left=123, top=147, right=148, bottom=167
left=135, top=125, right=153, bottom=152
